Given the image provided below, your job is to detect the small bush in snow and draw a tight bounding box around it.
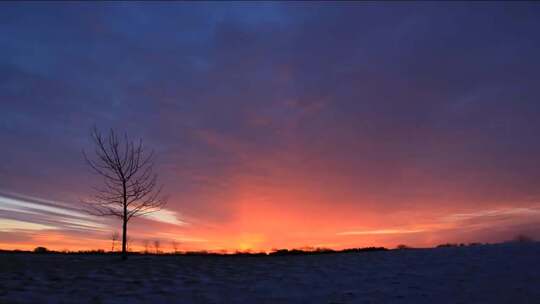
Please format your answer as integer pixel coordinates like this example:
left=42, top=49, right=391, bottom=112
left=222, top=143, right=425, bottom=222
left=33, top=247, right=49, bottom=253
left=514, top=234, right=534, bottom=243
left=437, top=243, right=458, bottom=248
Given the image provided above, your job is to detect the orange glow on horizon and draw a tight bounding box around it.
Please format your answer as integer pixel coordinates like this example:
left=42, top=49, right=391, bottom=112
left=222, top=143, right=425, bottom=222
left=3, top=201, right=538, bottom=253
left=2, top=182, right=540, bottom=253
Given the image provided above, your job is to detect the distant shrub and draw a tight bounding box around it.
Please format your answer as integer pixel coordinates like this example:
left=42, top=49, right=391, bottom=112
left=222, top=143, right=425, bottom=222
left=233, top=251, right=266, bottom=257
left=339, top=247, right=388, bottom=253
left=33, top=246, right=49, bottom=253
left=396, top=244, right=410, bottom=250
left=514, top=234, right=534, bottom=243
left=314, top=247, right=335, bottom=254
left=468, top=242, right=483, bottom=247
left=83, top=249, right=105, bottom=254
left=437, top=243, right=458, bottom=248
left=270, top=249, right=305, bottom=256
left=182, top=250, right=214, bottom=256
left=268, top=247, right=381, bottom=256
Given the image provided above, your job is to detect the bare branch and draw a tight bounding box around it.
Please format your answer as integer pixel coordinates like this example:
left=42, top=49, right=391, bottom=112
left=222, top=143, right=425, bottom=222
left=83, top=128, right=167, bottom=260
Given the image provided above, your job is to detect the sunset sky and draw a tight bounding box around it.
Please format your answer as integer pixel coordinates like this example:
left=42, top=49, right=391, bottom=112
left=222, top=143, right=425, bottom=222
left=1, top=2, right=540, bottom=252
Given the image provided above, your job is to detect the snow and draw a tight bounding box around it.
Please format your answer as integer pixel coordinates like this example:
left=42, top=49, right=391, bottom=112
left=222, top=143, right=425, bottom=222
left=1, top=243, right=539, bottom=303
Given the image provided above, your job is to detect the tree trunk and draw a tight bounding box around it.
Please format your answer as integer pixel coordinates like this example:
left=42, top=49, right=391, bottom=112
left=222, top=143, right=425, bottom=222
left=122, top=217, right=127, bottom=260
left=121, top=180, right=128, bottom=260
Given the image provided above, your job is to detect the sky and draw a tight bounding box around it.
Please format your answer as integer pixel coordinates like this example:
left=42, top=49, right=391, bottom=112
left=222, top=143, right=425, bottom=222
left=1, top=2, right=540, bottom=252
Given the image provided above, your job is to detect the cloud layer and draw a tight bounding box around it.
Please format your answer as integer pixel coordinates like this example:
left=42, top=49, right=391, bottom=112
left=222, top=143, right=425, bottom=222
left=1, top=3, right=540, bottom=250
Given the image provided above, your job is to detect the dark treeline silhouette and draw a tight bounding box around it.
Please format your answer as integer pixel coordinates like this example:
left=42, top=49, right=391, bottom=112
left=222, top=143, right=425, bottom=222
left=4, top=235, right=533, bottom=256
left=1, top=246, right=388, bottom=256
left=269, top=247, right=388, bottom=256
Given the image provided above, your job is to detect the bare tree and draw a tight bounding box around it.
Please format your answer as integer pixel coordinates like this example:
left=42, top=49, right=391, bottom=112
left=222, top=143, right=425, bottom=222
left=171, top=240, right=180, bottom=254
left=126, top=236, right=133, bottom=252
left=111, top=231, right=119, bottom=252
left=153, top=239, right=160, bottom=254
left=83, top=128, right=167, bottom=260
left=143, top=240, right=150, bottom=254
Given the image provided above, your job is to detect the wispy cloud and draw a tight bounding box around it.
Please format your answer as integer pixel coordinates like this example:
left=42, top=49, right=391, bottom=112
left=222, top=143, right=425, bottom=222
left=443, top=207, right=540, bottom=222
left=439, top=206, right=540, bottom=233
left=144, top=208, right=186, bottom=226
left=0, top=218, right=57, bottom=232
left=0, top=192, right=106, bottom=232
left=0, top=192, right=186, bottom=233
left=337, top=206, right=540, bottom=238
left=154, top=232, right=207, bottom=243
left=337, top=228, right=425, bottom=236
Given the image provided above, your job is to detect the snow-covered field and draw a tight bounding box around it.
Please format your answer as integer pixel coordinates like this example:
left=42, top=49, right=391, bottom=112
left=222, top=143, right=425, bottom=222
left=1, top=243, right=539, bottom=303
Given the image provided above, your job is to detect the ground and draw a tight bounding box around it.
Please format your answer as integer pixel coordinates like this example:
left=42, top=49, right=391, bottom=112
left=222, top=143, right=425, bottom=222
left=1, top=243, right=539, bottom=303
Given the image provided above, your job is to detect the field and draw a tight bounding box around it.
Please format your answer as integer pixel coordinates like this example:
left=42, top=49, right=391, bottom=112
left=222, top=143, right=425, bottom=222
left=1, top=243, right=539, bottom=303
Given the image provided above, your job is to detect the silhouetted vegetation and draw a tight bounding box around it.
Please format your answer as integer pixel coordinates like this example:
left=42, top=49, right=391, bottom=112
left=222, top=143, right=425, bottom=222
left=1, top=246, right=389, bottom=257
left=514, top=234, right=534, bottom=243
left=33, top=246, right=49, bottom=253
left=0, top=248, right=110, bottom=255
left=83, top=128, right=167, bottom=260
left=436, top=243, right=459, bottom=248
left=269, top=247, right=388, bottom=256
left=2, top=241, right=533, bottom=257
left=111, top=231, right=119, bottom=252
left=468, top=242, right=484, bottom=246
left=340, top=247, right=388, bottom=253
left=171, top=240, right=180, bottom=254
left=153, top=240, right=161, bottom=254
